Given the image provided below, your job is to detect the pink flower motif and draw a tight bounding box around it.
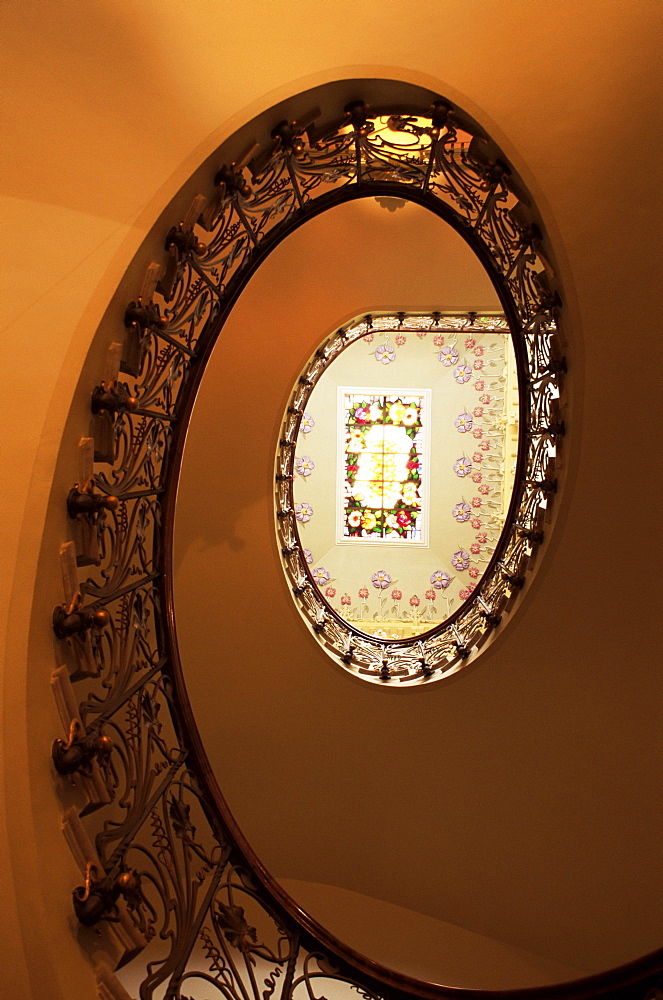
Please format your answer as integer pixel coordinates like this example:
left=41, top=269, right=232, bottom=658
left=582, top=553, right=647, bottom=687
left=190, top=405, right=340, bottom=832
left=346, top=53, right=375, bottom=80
left=358, top=587, right=369, bottom=600
left=395, top=333, right=406, bottom=346
left=473, top=406, right=483, bottom=417
left=472, top=451, right=483, bottom=463
left=477, top=532, right=488, bottom=543
left=325, top=586, right=336, bottom=598
left=459, top=588, right=470, bottom=600
left=480, top=440, right=490, bottom=451
left=474, top=346, right=484, bottom=356
left=417, top=331, right=427, bottom=339
left=470, top=543, right=481, bottom=554
left=391, top=588, right=402, bottom=601
left=468, top=566, right=479, bottom=579
left=479, top=484, right=490, bottom=495
left=472, top=428, right=483, bottom=439
left=341, top=593, right=351, bottom=606
left=474, top=380, right=484, bottom=391
left=364, top=333, right=374, bottom=343
left=473, top=359, right=484, bottom=370
left=467, top=582, right=476, bottom=593
left=465, top=337, right=476, bottom=349
left=433, top=334, right=445, bottom=347
left=471, top=497, right=482, bottom=508
left=425, top=589, right=436, bottom=601
left=472, top=472, right=482, bottom=483
left=480, top=394, right=491, bottom=404
left=471, top=518, right=482, bottom=529
left=409, top=595, right=420, bottom=607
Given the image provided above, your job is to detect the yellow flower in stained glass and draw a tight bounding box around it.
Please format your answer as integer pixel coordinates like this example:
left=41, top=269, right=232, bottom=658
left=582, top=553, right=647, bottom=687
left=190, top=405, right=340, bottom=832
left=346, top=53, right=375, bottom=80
left=362, top=511, right=377, bottom=530
left=388, top=401, right=406, bottom=424
left=346, top=430, right=365, bottom=452
left=401, top=482, right=420, bottom=505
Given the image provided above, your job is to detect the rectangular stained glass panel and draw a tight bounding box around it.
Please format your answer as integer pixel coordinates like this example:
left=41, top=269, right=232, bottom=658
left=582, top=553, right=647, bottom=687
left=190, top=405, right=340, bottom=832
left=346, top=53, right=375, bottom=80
left=340, top=391, right=427, bottom=542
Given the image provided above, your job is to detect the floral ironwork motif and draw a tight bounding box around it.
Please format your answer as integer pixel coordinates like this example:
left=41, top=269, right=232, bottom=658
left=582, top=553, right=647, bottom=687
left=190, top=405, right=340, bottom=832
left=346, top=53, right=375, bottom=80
left=50, top=95, right=579, bottom=1000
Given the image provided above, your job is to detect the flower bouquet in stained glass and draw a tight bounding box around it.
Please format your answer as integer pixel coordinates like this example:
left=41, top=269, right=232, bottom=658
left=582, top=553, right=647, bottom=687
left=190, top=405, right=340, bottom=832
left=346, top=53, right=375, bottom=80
left=343, top=394, right=424, bottom=541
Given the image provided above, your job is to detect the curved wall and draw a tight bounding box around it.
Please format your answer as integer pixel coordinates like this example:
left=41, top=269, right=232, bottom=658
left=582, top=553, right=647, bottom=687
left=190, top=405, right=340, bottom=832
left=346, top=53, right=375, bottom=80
left=2, top=2, right=662, bottom=996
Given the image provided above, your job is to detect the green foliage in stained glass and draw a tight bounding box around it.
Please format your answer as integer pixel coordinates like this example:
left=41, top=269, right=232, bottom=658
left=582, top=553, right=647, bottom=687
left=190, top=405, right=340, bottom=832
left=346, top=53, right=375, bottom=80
left=343, top=393, right=424, bottom=540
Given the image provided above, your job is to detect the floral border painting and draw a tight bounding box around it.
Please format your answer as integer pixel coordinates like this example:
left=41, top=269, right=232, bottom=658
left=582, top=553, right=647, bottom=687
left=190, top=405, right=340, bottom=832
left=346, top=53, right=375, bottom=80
left=290, top=321, right=518, bottom=639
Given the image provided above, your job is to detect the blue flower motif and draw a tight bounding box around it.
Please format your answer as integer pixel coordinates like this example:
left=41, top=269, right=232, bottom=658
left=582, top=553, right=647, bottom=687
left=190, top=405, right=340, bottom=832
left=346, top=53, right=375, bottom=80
left=294, top=455, right=315, bottom=477
left=452, top=502, right=472, bottom=522
left=451, top=550, right=470, bottom=571
left=453, top=363, right=473, bottom=384
left=312, top=566, right=330, bottom=586
left=295, top=502, right=314, bottom=523
left=374, top=344, right=395, bottom=365
left=453, top=457, right=472, bottom=477
left=439, top=346, right=459, bottom=366
left=454, top=412, right=473, bottom=433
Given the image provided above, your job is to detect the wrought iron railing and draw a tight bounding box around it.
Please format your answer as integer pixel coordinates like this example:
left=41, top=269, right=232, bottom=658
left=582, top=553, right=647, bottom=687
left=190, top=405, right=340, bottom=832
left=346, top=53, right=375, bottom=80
left=50, top=92, right=662, bottom=1000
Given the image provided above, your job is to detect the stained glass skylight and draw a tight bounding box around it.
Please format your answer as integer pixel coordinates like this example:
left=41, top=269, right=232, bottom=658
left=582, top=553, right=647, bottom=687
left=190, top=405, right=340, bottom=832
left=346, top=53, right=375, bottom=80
left=282, top=313, right=524, bottom=655
left=339, top=391, right=429, bottom=543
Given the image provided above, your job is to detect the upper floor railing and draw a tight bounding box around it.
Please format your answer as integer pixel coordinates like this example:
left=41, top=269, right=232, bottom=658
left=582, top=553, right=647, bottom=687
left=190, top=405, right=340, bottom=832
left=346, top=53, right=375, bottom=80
left=49, top=83, right=661, bottom=1000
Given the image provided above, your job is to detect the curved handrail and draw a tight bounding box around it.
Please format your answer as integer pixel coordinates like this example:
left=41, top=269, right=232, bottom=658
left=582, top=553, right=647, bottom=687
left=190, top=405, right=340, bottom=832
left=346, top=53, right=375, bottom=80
left=50, top=83, right=661, bottom=1000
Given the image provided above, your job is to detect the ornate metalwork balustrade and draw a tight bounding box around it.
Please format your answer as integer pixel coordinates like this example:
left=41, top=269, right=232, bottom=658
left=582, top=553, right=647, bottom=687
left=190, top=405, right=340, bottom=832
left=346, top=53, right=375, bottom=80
left=50, top=94, right=662, bottom=1000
